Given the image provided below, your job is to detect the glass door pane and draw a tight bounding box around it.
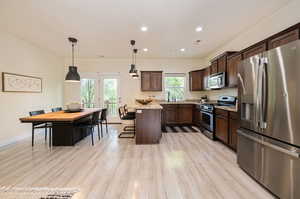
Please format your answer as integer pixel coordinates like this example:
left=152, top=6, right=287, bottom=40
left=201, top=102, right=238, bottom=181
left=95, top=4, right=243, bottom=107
left=103, top=78, right=118, bottom=117
left=80, top=79, right=96, bottom=108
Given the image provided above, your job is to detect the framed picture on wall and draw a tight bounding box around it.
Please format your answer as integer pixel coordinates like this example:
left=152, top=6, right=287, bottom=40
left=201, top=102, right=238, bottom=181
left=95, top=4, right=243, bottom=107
left=2, top=72, right=42, bottom=93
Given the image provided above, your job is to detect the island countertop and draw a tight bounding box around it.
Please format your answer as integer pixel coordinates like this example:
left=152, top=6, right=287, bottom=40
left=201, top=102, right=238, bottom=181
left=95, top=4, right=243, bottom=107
left=132, top=103, right=163, bottom=110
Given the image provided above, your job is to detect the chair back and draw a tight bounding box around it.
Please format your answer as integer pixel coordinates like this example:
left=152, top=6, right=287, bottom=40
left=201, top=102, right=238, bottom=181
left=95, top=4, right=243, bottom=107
left=100, top=108, right=107, bottom=121
left=29, top=110, right=45, bottom=116
left=118, top=106, right=125, bottom=119
left=91, top=111, right=101, bottom=125
left=51, top=107, right=62, bottom=112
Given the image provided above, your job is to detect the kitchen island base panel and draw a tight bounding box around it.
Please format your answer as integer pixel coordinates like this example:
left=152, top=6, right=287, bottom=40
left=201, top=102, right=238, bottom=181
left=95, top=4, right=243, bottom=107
left=135, top=109, right=162, bottom=144
left=52, top=123, right=91, bottom=146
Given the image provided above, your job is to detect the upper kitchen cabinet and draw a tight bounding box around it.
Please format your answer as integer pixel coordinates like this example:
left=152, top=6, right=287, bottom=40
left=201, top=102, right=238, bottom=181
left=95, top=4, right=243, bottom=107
left=203, top=67, right=210, bottom=90
left=189, top=70, right=204, bottom=91
left=217, top=55, right=227, bottom=73
left=141, top=71, right=162, bottom=91
left=210, top=60, right=218, bottom=74
left=268, top=24, right=300, bottom=50
left=242, top=41, right=267, bottom=59
left=227, top=53, right=242, bottom=88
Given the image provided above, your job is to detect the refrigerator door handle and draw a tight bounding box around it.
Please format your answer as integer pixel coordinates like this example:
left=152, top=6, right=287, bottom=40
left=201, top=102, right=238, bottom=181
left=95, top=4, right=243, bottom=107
left=260, top=57, right=268, bottom=129
left=238, top=130, right=300, bottom=158
left=256, top=57, right=263, bottom=128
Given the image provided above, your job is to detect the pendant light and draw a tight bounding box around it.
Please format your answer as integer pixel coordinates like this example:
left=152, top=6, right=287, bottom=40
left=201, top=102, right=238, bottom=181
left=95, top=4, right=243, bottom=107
left=129, top=40, right=138, bottom=76
left=65, top=37, right=80, bottom=82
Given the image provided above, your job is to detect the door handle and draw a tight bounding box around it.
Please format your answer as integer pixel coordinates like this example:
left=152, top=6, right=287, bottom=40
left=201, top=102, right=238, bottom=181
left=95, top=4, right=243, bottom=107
left=238, top=130, right=300, bottom=158
left=260, top=58, right=268, bottom=129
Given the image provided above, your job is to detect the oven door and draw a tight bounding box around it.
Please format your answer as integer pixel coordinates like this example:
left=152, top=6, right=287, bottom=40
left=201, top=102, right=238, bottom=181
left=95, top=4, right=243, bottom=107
left=200, top=111, right=214, bottom=132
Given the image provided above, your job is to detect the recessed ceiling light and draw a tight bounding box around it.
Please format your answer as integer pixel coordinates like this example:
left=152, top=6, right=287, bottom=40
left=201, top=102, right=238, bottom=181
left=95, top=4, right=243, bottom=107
left=180, top=48, right=185, bottom=52
left=143, top=48, right=148, bottom=52
left=195, top=26, right=203, bottom=32
left=140, top=26, right=148, bottom=32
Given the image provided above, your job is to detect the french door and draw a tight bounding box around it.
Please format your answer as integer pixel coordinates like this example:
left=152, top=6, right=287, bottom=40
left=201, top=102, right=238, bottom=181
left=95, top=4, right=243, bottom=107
left=80, top=73, right=121, bottom=123
left=99, top=74, right=121, bottom=123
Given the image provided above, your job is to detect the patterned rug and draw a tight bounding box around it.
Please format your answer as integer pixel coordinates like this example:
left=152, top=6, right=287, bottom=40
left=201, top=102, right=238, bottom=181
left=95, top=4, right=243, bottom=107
left=0, top=187, right=79, bottom=199
left=163, top=125, right=202, bottom=133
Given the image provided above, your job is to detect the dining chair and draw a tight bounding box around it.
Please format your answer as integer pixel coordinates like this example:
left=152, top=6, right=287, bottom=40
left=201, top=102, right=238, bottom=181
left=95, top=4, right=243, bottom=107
left=99, top=108, right=108, bottom=137
left=75, top=111, right=101, bottom=145
left=51, top=107, right=63, bottom=112
left=29, top=110, right=52, bottom=147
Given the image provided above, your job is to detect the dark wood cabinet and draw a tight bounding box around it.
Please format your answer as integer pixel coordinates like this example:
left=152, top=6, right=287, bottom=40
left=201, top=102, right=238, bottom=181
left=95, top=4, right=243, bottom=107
left=136, top=109, right=162, bottom=144
left=215, top=108, right=240, bottom=151
left=242, top=42, right=267, bottom=59
left=177, top=104, right=193, bottom=124
left=210, top=61, right=218, bottom=74
left=215, top=115, right=228, bottom=144
left=141, top=71, right=162, bottom=91
left=161, top=104, right=194, bottom=126
left=189, top=70, right=204, bottom=91
left=227, top=53, right=242, bottom=88
left=218, top=55, right=227, bottom=73
left=150, top=71, right=162, bottom=91
left=268, top=28, right=299, bottom=50
left=203, top=67, right=210, bottom=90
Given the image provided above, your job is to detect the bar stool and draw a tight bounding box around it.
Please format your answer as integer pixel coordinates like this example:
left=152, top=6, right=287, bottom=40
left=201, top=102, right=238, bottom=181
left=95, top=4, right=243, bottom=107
left=118, top=106, right=135, bottom=138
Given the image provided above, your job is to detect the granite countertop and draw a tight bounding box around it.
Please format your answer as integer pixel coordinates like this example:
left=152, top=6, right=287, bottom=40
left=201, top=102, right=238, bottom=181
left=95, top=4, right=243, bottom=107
left=133, top=103, right=163, bottom=110
left=215, top=105, right=238, bottom=112
left=159, top=100, right=204, bottom=105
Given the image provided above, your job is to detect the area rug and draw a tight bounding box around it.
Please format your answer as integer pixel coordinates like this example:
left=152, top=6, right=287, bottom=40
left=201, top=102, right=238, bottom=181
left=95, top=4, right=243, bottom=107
left=0, top=186, right=79, bottom=199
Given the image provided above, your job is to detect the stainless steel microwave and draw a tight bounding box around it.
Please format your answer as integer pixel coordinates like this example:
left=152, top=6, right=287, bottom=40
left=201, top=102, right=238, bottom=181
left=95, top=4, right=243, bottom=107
left=207, top=72, right=225, bottom=89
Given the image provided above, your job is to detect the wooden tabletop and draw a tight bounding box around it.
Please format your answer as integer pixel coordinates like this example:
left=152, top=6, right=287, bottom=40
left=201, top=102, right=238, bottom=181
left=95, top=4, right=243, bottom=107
left=20, top=108, right=102, bottom=123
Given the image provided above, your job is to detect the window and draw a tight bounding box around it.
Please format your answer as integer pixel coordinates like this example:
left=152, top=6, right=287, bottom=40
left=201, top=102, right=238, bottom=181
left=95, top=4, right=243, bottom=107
left=164, top=73, right=186, bottom=101
left=80, top=79, right=96, bottom=108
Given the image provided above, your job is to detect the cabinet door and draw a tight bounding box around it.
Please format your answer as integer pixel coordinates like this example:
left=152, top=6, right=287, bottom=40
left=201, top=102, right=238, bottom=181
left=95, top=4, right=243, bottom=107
left=268, top=29, right=299, bottom=50
left=164, top=105, right=177, bottom=124
left=229, top=118, right=239, bottom=150
left=218, top=55, right=227, bottom=73
left=150, top=72, right=162, bottom=91
left=177, top=105, right=193, bottom=124
left=215, top=115, right=228, bottom=144
left=227, top=54, right=242, bottom=88
left=210, top=61, right=218, bottom=74
left=203, top=67, right=210, bottom=90
left=242, top=42, right=267, bottom=59
left=141, top=72, right=151, bottom=91
left=189, top=70, right=203, bottom=91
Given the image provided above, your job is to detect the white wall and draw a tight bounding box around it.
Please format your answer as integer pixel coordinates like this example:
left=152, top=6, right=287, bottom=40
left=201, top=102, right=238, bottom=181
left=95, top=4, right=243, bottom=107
left=64, top=58, right=207, bottom=106
left=0, top=31, right=64, bottom=146
left=206, top=0, right=300, bottom=61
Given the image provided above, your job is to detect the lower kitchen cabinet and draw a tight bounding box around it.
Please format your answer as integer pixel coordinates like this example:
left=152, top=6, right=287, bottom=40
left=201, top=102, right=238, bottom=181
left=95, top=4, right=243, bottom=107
left=161, top=104, right=194, bottom=126
left=215, top=108, right=240, bottom=151
left=215, top=115, right=228, bottom=144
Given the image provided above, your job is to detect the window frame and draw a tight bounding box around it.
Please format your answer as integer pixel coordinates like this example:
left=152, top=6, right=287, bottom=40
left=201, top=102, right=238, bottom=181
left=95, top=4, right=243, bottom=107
left=164, top=73, right=187, bottom=101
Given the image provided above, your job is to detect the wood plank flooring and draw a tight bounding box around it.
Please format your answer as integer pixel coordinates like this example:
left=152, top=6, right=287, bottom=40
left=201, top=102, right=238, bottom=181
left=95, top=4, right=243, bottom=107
left=0, top=125, right=274, bottom=199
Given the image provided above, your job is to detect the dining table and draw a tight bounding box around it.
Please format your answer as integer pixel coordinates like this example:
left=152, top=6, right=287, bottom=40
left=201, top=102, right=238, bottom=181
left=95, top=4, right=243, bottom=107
left=20, top=108, right=102, bottom=146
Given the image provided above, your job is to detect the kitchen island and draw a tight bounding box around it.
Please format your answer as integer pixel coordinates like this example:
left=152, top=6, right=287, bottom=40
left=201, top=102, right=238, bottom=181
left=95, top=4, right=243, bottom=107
left=134, top=103, right=163, bottom=144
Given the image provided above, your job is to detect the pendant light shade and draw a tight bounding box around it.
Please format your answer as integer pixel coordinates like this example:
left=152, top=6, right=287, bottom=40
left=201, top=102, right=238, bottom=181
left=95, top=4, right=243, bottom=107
left=65, top=66, right=80, bottom=82
left=65, top=37, right=80, bottom=82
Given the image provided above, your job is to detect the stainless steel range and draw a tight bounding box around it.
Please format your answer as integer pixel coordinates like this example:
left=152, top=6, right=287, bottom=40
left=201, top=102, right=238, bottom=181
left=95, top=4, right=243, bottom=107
left=199, top=96, right=236, bottom=140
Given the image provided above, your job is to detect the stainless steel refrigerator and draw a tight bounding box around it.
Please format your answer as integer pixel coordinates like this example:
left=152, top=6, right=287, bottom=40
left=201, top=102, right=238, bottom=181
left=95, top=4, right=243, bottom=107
left=237, top=40, right=300, bottom=199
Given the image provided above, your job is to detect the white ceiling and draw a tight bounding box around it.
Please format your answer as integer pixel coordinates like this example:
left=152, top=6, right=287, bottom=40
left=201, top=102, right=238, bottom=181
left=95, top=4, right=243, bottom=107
left=0, top=0, right=292, bottom=59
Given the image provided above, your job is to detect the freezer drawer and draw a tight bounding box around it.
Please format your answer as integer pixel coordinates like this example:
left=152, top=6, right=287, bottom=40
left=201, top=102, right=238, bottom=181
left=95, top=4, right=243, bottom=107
left=237, top=128, right=300, bottom=199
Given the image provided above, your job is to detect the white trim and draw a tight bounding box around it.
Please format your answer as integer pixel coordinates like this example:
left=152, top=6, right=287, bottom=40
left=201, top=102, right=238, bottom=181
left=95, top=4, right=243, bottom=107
left=0, top=134, right=30, bottom=149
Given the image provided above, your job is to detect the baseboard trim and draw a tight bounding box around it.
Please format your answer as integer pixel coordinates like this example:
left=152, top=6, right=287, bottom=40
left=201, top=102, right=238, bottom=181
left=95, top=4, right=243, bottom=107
left=0, top=134, right=31, bottom=149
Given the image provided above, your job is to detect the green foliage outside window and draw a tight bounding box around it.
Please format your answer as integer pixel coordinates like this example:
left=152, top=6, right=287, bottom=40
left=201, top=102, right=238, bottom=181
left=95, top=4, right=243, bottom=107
left=165, top=76, right=185, bottom=101
left=81, top=79, right=95, bottom=108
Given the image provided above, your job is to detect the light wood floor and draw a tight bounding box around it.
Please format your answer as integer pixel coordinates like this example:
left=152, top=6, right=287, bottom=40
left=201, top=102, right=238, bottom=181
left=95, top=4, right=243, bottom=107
left=0, top=125, right=274, bottom=199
